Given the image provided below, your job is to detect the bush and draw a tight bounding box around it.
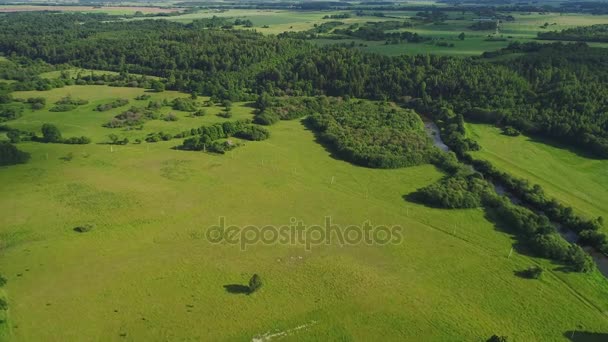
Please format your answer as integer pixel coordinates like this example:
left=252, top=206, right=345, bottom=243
left=487, top=336, right=508, bottom=342
left=135, top=94, right=151, bottom=100
left=248, top=274, right=262, bottom=294
left=520, top=266, right=543, bottom=279
left=502, top=126, right=521, bottom=136
left=0, top=298, right=7, bottom=311
left=218, top=110, right=232, bottom=118
left=6, top=130, right=20, bottom=143
left=95, top=98, right=129, bottom=111
left=193, top=109, right=206, bottom=117
left=172, top=97, right=198, bottom=112
left=49, top=104, right=76, bottom=112
left=235, top=125, right=270, bottom=141
left=0, top=275, right=6, bottom=287
left=63, top=136, right=91, bottom=144
left=164, top=113, right=179, bottom=121
left=74, top=224, right=95, bottom=233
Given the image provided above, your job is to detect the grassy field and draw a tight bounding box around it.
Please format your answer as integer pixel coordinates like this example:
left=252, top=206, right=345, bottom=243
left=467, top=123, right=608, bottom=235
left=1, top=85, right=608, bottom=340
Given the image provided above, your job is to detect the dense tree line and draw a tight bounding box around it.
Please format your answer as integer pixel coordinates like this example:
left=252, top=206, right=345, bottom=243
left=538, top=24, right=608, bottom=43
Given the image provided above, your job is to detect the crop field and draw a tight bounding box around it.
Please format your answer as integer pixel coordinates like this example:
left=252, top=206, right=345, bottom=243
left=1, top=85, right=608, bottom=340
left=467, top=123, right=608, bottom=235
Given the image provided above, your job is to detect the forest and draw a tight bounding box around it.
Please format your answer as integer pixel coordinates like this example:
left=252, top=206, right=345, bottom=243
left=0, top=13, right=607, bottom=159
left=538, top=24, right=608, bottom=43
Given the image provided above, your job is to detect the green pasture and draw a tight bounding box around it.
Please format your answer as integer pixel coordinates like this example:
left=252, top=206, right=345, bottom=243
left=0, top=86, right=608, bottom=340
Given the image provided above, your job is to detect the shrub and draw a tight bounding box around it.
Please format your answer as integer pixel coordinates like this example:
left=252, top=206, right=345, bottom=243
left=502, top=126, right=521, bottom=136
left=0, top=298, right=7, bottom=311
left=487, top=336, right=508, bottom=342
left=74, top=224, right=95, bottom=233
left=27, top=97, right=46, bottom=110
left=0, top=275, right=6, bottom=287
left=164, top=113, right=179, bottom=121
left=63, top=136, right=91, bottom=144
left=95, top=98, right=129, bottom=111
left=520, top=266, right=543, bottom=279
left=235, top=125, right=270, bottom=141
left=172, top=97, right=198, bottom=112
left=135, top=94, right=151, bottom=100
left=193, top=109, right=206, bottom=117
left=6, top=130, right=20, bottom=143
left=49, top=104, right=76, bottom=112
left=248, top=274, right=262, bottom=294
left=218, top=110, right=232, bottom=118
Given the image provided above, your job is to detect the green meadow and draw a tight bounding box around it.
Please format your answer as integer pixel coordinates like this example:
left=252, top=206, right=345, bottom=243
left=467, top=123, right=608, bottom=235
left=1, top=85, right=608, bottom=340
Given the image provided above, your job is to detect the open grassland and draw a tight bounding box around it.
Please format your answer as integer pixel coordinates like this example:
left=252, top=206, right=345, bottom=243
left=0, top=86, right=608, bottom=340
left=467, top=123, right=608, bottom=235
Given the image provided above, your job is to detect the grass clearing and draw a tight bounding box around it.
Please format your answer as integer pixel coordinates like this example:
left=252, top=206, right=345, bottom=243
left=0, top=86, right=608, bottom=340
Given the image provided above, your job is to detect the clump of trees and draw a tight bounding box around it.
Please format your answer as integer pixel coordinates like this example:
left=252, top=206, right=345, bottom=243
left=519, top=266, right=543, bottom=279
left=163, top=113, right=179, bottom=122
left=103, top=107, right=158, bottom=128
left=35, top=123, right=91, bottom=144
left=180, top=120, right=267, bottom=152
left=0, top=298, right=7, bottom=311
left=95, top=98, right=129, bottom=111
left=0, top=141, right=30, bottom=166
left=411, top=175, right=493, bottom=209
left=135, top=94, right=151, bottom=101
left=306, top=98, right=434, bottom=168
left=501, top=126, right=520, bottom=136
left=49, top=95, right=88, bottom=112
left=26, top=97, right=46, bottom=110
left=234, top=125, right=270, bottom=141
left=171, top=97, right=199, bottom=112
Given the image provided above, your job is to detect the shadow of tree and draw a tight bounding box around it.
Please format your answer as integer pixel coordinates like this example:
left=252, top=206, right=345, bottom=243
left=223, top=284, right=250, bottom=295
left=563, top=331, right=608, bottom=341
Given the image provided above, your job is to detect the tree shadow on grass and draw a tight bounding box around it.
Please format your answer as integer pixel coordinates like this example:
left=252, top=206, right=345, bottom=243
left=563, top=331, right=608, bottom=341
left=223, top=284, right=250, bottom=295
left=526, top=135, right=602, bottom=160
